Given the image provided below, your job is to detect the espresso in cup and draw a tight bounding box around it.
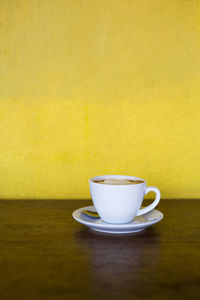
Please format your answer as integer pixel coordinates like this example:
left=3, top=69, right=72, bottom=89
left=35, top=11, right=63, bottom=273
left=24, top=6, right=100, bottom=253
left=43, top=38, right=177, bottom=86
left=89, top=175, right=161, bottom=224
left=92, top=179, right=144, bottom=185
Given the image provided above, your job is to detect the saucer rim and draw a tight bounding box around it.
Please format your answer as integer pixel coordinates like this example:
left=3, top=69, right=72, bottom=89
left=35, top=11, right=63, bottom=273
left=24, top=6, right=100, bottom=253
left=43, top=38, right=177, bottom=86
left=91, top=227, right=145, bottom=234
left=72, top=205, right=164, bottom=229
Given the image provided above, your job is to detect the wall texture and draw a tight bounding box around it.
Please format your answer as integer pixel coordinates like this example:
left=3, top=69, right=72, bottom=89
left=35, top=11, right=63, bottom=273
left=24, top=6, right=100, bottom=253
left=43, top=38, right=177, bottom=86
left=0, top=0, right=199, bottom=199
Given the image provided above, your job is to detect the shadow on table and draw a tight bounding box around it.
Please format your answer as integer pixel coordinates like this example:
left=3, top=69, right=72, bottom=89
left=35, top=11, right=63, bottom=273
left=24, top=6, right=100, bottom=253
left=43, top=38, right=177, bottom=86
left=74, top=227, right=161, bottom=298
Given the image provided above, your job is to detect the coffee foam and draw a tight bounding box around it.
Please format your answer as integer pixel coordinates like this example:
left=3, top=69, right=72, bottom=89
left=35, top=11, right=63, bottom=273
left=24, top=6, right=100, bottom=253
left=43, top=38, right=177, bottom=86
left=92, top=179, right=144, bottom=185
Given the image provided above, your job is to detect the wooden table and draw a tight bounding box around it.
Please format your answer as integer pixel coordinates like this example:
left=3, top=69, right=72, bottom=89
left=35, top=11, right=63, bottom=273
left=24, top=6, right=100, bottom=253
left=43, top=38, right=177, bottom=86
left=0, top=200, right=199, bottom=300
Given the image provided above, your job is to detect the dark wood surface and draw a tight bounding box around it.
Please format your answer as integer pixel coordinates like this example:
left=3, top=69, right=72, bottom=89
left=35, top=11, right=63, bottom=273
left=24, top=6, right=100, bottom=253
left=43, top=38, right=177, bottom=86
left=0, top=200, right=199, bottom=300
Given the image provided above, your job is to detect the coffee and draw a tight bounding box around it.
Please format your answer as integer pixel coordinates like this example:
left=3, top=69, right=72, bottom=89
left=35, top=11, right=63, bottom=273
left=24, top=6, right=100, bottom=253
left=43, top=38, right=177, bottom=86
left=92, top=179, right=144, bottom=185
left=89, top=175, right=161, bottom=223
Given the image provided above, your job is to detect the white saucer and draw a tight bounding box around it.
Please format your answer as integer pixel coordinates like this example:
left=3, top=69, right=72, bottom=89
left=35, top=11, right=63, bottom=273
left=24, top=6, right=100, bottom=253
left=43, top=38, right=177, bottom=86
left=72, top=206, right=164, bottom=234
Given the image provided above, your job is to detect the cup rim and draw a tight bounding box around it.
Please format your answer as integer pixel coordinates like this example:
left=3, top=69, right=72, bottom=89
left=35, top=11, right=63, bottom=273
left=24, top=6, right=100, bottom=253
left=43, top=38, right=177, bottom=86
left=89, top=175, right=146, bottom=186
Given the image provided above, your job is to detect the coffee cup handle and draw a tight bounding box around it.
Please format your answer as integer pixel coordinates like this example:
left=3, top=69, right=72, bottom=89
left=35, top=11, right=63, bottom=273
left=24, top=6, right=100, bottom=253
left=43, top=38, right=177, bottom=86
left=136, top=186, right=161, bottom=216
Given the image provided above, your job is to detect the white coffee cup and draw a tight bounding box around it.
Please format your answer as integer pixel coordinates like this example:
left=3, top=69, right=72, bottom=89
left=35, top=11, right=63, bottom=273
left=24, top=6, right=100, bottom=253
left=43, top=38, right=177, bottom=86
left=89, top=175, right=161, bottom=224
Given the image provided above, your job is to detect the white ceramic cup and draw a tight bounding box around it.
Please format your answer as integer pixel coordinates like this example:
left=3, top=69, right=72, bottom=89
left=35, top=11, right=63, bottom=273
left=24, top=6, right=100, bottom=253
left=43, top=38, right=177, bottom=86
left=89, top=175, right=161, bottom=224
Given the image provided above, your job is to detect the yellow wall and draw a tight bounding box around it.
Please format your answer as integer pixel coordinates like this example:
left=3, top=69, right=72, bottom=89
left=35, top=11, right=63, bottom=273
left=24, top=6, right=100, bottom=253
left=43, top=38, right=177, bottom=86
left=0, top=0, right=199, bottom=199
